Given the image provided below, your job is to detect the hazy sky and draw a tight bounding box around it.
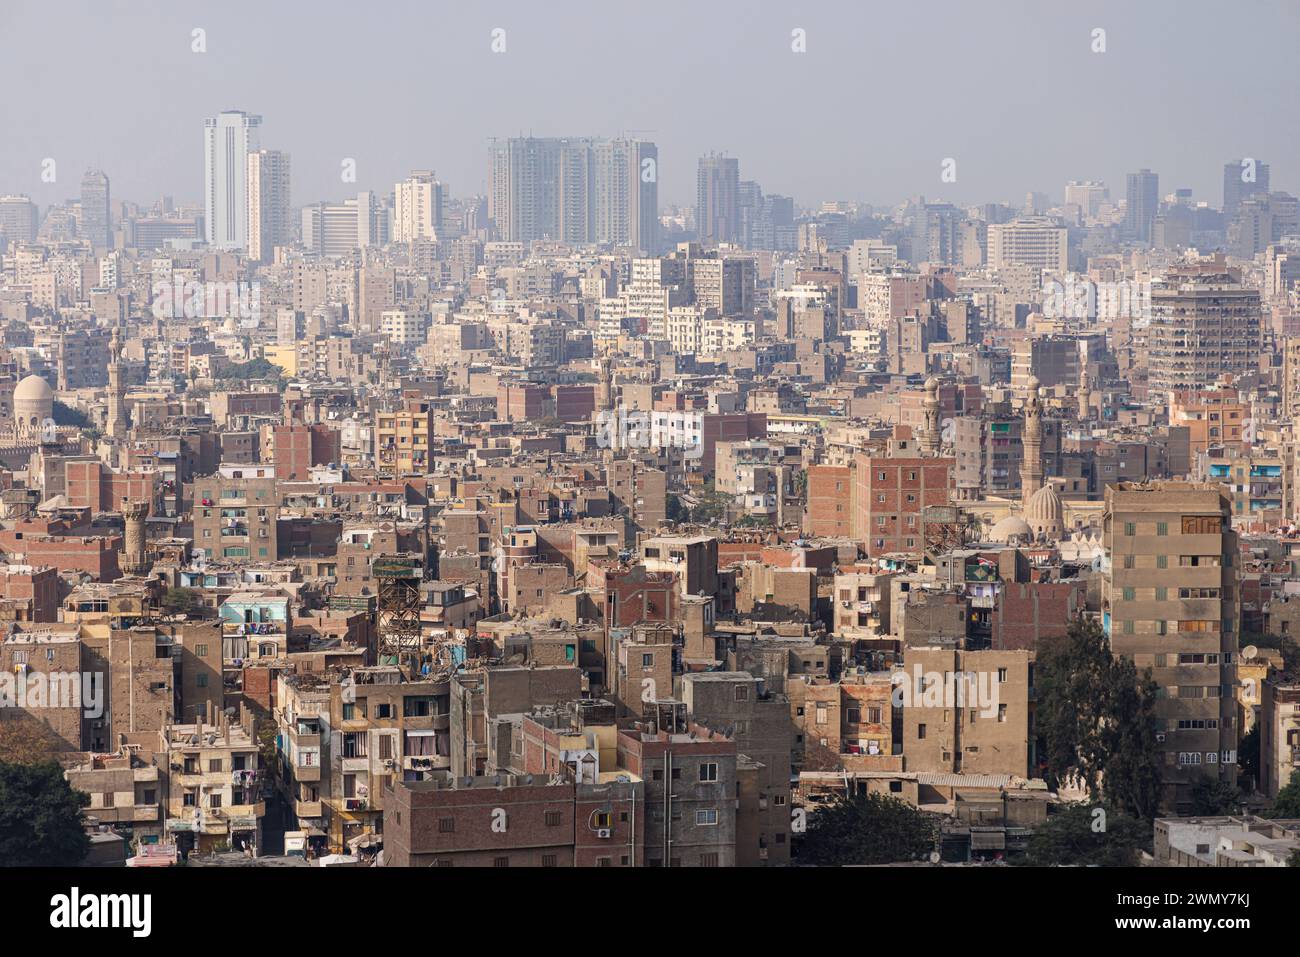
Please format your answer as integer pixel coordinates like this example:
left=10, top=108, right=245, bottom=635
left=3, top=0, right=1298, bottom=212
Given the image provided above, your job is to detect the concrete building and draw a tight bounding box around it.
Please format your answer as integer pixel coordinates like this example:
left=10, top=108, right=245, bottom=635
left=1104, top=482, right=1240, bottom=809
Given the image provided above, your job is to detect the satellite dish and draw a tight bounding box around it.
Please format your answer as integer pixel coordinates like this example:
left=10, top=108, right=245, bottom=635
left=929, top=851, right=941, bottom=864
left=1242, top=645, right=1258, bottom=661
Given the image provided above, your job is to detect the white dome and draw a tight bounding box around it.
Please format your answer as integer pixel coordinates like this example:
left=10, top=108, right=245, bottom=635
left=14, top=374, right=53, bottom=403
left=988, top=515, right=1033, bottom=542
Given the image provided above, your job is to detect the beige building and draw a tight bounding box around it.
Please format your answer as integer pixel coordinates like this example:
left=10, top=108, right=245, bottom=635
left=900, top=647, right=1034, bottom=777
left=1104, top=482, right=1240, bottom=810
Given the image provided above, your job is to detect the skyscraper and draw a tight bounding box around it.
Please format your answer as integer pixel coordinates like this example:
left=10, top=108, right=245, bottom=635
left=1125, top=168, right=1159, bottom=245
left=593, top=139, right=658, bottom=254
left=0, top=195, right=38, bottom=244
left=393, top=170, right=443, bottom=243
left=203, top=110, right=262, bottom=249
left=1148, top=257, right=1262, bottom=396
left=80, top=169, right=111, bottom=249
left=487, top=137, right=657, bottom=251
left=696, top=153, right=739, bottom=246
left=246, top=149, right=291, bottom=263
left=1222, top=158, right=1269, bottom=220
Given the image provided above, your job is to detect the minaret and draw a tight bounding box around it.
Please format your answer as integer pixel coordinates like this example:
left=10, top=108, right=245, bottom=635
left=1078, top=369, right=1092, bottom=422
left=920, top=376, right=941, bottom=456
left=1020, top=375, right=1044, bottom=507
left=121, top=499, right=151, bottom=577
left=107, top=324, right=128, bottom=439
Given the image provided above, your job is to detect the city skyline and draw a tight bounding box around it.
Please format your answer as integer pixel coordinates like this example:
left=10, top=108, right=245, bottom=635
left=3, top=0, right=1299, bottom=210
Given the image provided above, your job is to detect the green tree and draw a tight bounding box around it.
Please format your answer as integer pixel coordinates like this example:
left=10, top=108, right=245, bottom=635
left=665, top=494, right=687, bottom=524
left=1035, top=617, right=1162, bottom=820
left=1187, top=777, right=1244, bottom=816
left=162, top=587, right=203, bottom=618
left=1288, top=848, right=1300, bottom=867
left=1022, top=802, right=1148, bottom=867
left=1267, top=769, right=1300, bottom=819
left=1238, top=723, right=1260, bottom=791
left=0, top=762, right=90, bottom=866
left=52, top=400, right=93, bottom=430
left=797, top=792, right=936, bottom=866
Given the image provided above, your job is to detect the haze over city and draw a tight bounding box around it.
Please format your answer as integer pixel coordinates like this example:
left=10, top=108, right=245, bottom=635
left=3, top=0, right=1299, bottom=209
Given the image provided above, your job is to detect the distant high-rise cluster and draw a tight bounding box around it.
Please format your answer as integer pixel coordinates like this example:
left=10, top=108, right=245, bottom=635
left=488, top=136, right=658, bottom=252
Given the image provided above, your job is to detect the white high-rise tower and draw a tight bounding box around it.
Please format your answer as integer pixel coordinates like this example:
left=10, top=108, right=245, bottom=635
left=204, top=110, right=262, bottom=249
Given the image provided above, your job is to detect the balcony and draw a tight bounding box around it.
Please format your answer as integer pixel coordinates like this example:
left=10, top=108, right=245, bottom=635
left=295, top=800, right=324, bottom=818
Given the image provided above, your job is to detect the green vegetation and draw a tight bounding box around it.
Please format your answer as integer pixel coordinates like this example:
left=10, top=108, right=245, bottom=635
left=1021, top=803, right=1148, bottom=867
left=797, top=792, right=936, bottom=866
left=162, top=587, right=203, bottom=618
left=52, top=399, right=93, bottom=430
left=1187, top=777, right=1244, bottom=816
left=1267, top=769, right=1300, bottom=819
left=0, top=762, right=89, bottom=866
left=1035, top=616, right=1162, bottom=821
left=214, top=357, right=283, bottom=382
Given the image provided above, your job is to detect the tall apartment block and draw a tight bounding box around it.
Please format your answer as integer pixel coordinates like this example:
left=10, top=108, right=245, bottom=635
left=1104, top=482, right=1240, bottom=811
left=488, top=137, right=657, bottom=252
left=246, top=149, right=291, bottom=263
left=696, top=153, right=740, bottom=246
left=1223, top=158, right=1269, bottom=220
left=80, top=169, right=111, bottom=249
left=393, top=170, right=443, bottom=243
left=1147, top=257, right=1262, bottom=397
left=203, top=110, right=261, bottom=250
left=1125, top=168, right=1159, bottom=245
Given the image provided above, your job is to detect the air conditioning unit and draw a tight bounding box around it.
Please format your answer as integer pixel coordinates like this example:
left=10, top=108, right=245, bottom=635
left=1155, top=733, right=1166, bottom=743
left=596, top=828, right=611, bottom=839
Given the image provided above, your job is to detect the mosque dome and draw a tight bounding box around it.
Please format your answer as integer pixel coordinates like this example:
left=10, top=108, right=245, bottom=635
left=1024, top=483, right=1064, bottom=539
left=13, top=374, right=54, bottom=432
left=989, top=515, right=1033, bottom=543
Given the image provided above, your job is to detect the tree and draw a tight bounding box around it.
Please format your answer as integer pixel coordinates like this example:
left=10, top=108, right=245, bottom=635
left=1288, top=848, right=1300, bottom=867
left=1022, top=803, right=1148, bottom=867
left=797, top=792, right=936, bottom=866
left=0, top=761, right=89, bottom=866
left=52, top=400, right=93, bottom=430
left=665, top=494, right=687, bottom=524
left=1188, top=777, right=1244, bottom=816
left=1238, top=723, right=1261, bottom=791
left=0, top=717, right=63, bottom=765
left=1266, top=769, right=1300, bottom=819
left=1035, top=617, right=1163, bottom=820
left=162, top=587, right=203, bottom=618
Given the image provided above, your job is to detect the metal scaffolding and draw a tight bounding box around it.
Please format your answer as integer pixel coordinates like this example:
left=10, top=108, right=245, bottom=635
left=374, top=554, right=422, bottom=670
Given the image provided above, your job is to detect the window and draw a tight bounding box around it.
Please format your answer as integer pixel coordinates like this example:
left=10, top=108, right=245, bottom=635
left=734, top=685, right=749, bottom=702
left=917, top=724, right=926, bottom=740
left=493, top=857, right=509, bottom=868
left=438, top=818, right=455, bottom=833
left=696, top=809, right=718, bottom=826
left=641, top=653, right=654, bottom=668
left=699, top=762, right=718, bottom=782
left=545, top=810, right=562, bottom=826
left=542, top=854, right=557, bottom=867
left=1156, top=522, right=1168, bottom=536
left=700, top=852, right=720, bottom=867
left=1124, top=522, right=1135, bottom=536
